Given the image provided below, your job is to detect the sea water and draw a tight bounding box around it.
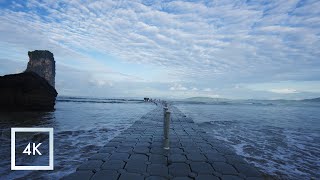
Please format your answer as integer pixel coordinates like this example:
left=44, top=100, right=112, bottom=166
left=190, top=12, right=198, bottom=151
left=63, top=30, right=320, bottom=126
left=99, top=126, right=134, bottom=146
left=0, top=97, right=319, bottom=179
left=0, top=97, right=155, bottom=179
left=175, top=100, right=320, bottom=179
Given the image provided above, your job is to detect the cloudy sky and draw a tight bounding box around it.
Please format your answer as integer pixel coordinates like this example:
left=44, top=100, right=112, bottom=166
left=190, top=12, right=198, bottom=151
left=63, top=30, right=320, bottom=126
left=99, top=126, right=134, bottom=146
left=0, top=0, right=319, bottom=99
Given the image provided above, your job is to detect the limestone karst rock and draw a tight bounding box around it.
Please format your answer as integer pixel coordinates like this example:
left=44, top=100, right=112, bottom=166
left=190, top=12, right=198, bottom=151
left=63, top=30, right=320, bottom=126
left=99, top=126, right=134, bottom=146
left=25, top=50, right=55, bottom=87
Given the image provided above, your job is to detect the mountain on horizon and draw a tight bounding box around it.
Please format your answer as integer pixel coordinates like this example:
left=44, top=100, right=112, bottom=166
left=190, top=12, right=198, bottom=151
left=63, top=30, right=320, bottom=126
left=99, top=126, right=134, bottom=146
left=301, top=97, right=320, bottom=102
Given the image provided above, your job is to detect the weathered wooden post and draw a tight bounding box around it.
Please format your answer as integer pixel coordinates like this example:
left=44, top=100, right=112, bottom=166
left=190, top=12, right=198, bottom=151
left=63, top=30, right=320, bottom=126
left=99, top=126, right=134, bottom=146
left=163, top=109, right=171, bottom=150
left=163, top=106, right=168, bottom=117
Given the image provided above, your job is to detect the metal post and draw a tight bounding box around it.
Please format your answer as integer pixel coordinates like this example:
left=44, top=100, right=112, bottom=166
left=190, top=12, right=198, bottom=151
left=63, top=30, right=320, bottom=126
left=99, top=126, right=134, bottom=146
left=163, top=110, right=171, bottom=150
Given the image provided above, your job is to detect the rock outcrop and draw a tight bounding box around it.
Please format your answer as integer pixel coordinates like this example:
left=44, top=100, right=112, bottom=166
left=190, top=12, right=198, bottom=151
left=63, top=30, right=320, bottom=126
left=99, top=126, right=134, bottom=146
left=25, top=50, right=55, bottom=87
left=0, top=50, right=57, bottom=111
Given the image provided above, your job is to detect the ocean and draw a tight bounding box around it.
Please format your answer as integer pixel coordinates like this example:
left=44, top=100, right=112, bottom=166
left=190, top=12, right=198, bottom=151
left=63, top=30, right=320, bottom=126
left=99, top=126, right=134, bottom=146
left=0, top=97, right=319, bottom=179
left=0, top=97, right=155, bottom=179
left=175, top=100, right=320, bottom=179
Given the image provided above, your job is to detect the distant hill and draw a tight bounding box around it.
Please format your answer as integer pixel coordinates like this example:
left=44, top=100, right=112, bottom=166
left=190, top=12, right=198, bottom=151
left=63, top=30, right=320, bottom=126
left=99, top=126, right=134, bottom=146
left=301, top=97, right=320, bottom=102
left=185, top=97, right=229, bottom=102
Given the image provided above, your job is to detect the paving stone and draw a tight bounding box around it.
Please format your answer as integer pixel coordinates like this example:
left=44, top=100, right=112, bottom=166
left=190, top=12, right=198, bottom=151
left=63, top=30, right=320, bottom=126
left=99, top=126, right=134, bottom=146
left=151, top=147, right=169, bottom=155
left=145, top=176, right=167, bottom=180
left=246, top=177, right=265, bottom=180
left=147, top=164, right=168, bottom=176
left=185, top=153, right=207, bottom=162
left=211, top=162, right=238, bottom=175
left=125, top=160, right=147, bottom=173
left=119, top=172, right=144, bottom=180
left=116, top=146, right=133, bottom=153
left=195, top=175, right=220, bottom=180
left=149, top=154, right=167, bottom=164
left=169, top=154, right=187, bottom=163
left=225, top=155, right=248, bottom=165
left=170, top=148, right=184, bottom=154
left=99, top=147, right=116, bottom=153
left=133, top=146, right=150, bottom=153
left=105, top=142, right=122, bottom=147
left=91, top=170, right=119, bottom=180
left=221, top=175, right=244, bottom=180
left=129, top=154, right=149, bottom=161
left=61, top=171, right=94, bottom=180
left=109, top=152, right=130, bottom=161
left=169, top=163, right=191, bottom=176
left=233, top=164, right=262, bottom=177
left=88, top=153, right=111, bottom=161
left=190, top=162, right=214, bottom=174
left=204, top=152, right=227, bottom=162
left=136, top=142, right=151, bottom=146
left=101, top=160, right=125, bottom=170
left=77, top=160, right=103, bottom=170
left=151, top=142, right=163, bottom=147
left=215, top=146, right=235, bottom=155
left=172, top=177, right=193, bottom=180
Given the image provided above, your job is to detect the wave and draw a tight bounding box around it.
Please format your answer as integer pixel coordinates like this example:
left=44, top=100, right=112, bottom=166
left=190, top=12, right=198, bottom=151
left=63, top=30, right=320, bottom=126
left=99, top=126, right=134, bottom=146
left=57, top=96, right=145, bottom=104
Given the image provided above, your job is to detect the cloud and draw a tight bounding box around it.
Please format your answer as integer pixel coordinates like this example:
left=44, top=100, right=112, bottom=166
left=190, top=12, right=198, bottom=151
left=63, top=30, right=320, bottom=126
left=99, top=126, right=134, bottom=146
left=203, top=88, right=212, bottom=92
left=0, top=0, right=319, bottom=99
left=269, top=88, right=299, bottom=94
left=169, top=84, right=188, bottom=91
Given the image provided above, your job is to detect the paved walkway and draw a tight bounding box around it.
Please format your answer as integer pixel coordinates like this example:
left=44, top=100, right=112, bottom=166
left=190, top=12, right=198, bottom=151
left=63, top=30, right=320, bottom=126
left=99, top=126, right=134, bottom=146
left=62, top=105, right=270, bottom=180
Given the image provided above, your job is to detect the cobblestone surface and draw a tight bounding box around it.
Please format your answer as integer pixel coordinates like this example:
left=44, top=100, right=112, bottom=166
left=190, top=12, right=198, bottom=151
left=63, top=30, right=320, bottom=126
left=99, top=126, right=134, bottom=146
left=62, top=105, right=270, bottom=180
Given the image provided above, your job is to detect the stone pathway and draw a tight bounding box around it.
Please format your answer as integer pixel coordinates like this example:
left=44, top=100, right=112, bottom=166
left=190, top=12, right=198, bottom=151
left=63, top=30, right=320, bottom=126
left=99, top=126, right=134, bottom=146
left=62, top=105, right=270, bottom=180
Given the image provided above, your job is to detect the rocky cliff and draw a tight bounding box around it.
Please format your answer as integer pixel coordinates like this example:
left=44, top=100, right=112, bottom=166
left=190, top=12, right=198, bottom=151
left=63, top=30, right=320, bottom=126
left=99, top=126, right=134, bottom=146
left=0, top=72, right=57, bottom=111
left=0, top=50, right=57, bottom=111
left=25, top=50, right=55, bottom=87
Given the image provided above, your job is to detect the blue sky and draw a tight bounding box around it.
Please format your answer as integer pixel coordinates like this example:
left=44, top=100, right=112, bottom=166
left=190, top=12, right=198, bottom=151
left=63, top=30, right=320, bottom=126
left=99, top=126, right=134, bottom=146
left=0, top=0, right=319, bottom=99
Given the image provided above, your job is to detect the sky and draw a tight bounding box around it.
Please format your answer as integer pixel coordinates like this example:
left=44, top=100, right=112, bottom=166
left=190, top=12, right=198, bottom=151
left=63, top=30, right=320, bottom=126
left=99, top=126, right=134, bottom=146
left=0, top=0, right=319, bottom=99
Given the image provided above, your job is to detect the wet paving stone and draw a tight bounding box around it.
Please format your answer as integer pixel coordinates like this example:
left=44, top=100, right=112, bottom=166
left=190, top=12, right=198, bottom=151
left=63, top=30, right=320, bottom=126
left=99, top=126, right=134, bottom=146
left=195, top=174, right=220, bottom=180
left=190, top=162, right=214, bottom=174
left=88, top=153, right=111, bottom=161
left=133, top=146, right=150, bottom=153
left=169, top=163, right=191, bottom=176
left=211, top=162, right=238, bottom=175
left=125, top=160, right=147, bottom=173
left=169, top=148, right=184, bottom=154
left=233, top=163, right=262, bottom=177
left=119, top=172, right=144, bottom=180
left=101, top=160, right=125, bottom=170
left=221, top=175, right=244, bottom=180
left=91, top=170, right=119, bottom=180
left=185, top=153, right=207, bottom=162
left=77, top=160, right=103, bottom=170
left=225, top=155, right=248, bottom=165
left=149, top=154, right=167, bottom=164
left=172, top=177, right=193, bottom=180
left=169, top=154, right=187, bottom=163
left=61, top=171, right=94, bottom=180
left=147, top=164, right=169, bottom=176
left=109, top=152, right=130, bottom=161
left=145, top=176, right=168, bottom=180
left=129, top=153, right=149, bottom=161
left=99, top=146, right=116, bottom=153
left=204, top=152, right=227, bottom=162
